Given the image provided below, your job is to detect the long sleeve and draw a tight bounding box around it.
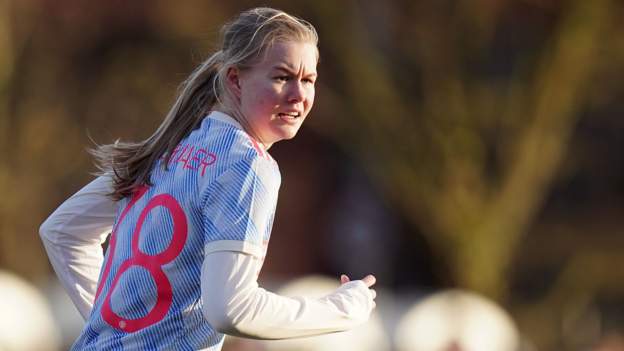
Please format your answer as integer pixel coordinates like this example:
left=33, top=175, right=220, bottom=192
left=201, top=251, right=375, bottom=340
left=39, top=175, right=118, bottom=319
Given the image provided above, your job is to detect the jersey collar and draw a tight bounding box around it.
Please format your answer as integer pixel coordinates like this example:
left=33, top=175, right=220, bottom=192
left=208, top=110, right=243, bottom=130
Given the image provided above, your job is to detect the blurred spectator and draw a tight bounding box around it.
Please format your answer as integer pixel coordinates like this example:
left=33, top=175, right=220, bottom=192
left=325, top=164, right=401, bottom=285
left=394, top=289, right=520, bottom=351
left=0, top=270, right=61, bottom=351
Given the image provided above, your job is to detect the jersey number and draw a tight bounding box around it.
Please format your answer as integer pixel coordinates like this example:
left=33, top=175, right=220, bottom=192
left=95, top=187, right=188, bottom=332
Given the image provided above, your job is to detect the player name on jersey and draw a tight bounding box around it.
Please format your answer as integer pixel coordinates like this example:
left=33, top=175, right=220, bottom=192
left=165, top=143, right=217, bottom=176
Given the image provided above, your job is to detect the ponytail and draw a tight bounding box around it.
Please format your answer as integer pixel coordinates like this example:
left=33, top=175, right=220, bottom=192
left=91, top=51, right=223, bottom=200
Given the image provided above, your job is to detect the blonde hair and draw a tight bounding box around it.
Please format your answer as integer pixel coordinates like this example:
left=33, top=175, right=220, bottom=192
left=91, top=7, right=318, bottom=200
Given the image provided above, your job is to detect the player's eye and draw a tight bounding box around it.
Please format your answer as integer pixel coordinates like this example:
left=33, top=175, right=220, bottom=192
left=274, top=76, right=289, bottom=82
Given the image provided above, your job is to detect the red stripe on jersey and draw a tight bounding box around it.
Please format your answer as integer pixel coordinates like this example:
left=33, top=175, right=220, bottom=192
left=248, top=136, right=269, bottom=160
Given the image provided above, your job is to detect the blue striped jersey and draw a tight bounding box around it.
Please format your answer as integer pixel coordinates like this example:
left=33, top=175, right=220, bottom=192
left=72, top=111, right=281, bottom=350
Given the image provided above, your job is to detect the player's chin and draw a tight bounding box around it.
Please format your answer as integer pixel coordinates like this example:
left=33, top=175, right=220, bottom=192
left=277, top=124, right=304, bottom=140
left=275, top=131, right=298, bottom=142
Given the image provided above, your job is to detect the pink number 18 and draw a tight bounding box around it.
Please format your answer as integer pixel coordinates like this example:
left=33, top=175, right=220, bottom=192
left=95, top=187, right=188, bottom=332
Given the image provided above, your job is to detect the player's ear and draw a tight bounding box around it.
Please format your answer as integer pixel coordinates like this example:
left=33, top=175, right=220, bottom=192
left=226, top=66, right=242, bottom=99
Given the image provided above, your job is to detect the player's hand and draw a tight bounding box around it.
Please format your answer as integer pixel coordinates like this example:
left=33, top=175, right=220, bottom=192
left=340, top=274, right=377, bottom=300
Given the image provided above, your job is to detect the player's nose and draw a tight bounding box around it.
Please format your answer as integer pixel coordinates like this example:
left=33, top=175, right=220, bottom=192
left=287, top=81, right=305, bottom=103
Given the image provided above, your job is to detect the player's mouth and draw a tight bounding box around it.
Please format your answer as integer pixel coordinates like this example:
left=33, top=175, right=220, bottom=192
left=277, top=111, right=302, bottom=123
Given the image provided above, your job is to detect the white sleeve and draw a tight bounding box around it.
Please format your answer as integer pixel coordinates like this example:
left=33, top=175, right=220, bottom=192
left=39, top=175, right=118, bottom=320
left=201, top=251, right=375, bottom=340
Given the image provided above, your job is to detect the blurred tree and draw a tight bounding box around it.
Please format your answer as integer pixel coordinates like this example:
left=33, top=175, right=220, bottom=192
left=0, top=0, right=230, bottom=279
left=304, top=0, right=616, bottom=302
left=0, top=0, right=21, bottom=276
left=0, top=0, right=93, bottom=279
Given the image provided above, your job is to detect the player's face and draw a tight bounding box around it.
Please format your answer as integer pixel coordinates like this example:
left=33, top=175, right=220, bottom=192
left=232, top=40, right=318, bottom=147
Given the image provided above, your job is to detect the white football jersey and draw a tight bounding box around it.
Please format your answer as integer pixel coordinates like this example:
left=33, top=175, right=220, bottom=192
left=72, top=111, right=280, bottom=350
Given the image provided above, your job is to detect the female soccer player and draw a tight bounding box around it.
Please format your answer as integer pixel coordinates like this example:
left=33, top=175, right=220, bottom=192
left=39, top=7, right=376, bottom=351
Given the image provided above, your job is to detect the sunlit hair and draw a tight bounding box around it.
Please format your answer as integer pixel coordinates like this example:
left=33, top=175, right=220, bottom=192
left=91, top=7, right=319, bottom=200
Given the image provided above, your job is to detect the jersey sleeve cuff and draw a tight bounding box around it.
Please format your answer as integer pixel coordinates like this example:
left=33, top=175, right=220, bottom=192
left=204, top=240, right=265, bottom=259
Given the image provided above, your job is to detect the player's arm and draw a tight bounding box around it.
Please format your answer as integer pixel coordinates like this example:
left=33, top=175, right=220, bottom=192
left=201, top=250, right=376, bottom=339
left=39, top=174, right=118, bottom=319
left=200, top=155, right=375, bottom=338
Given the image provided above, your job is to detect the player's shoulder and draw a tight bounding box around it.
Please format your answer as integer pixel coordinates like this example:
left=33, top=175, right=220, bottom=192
left=228, top=140, right=280, bottom=185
